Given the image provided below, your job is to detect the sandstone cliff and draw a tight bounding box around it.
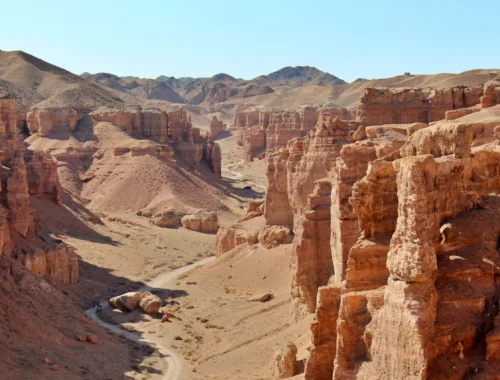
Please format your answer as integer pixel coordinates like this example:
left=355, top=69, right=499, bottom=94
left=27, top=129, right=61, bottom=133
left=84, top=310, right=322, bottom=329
left=234, top=106, right=353, bottom=162
left=225, top=97, right=500, bottom=379
left=356, top=86, right=484, bottom=126
left=0, top=96, right=77, bottom=284
left=91, top=107, right=222, bottom=177
left=301, top=106, right=500, bottom=379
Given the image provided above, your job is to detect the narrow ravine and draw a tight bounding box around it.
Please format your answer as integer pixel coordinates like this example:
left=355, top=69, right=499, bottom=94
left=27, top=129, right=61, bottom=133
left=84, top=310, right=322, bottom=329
left=85, top=256, right=216, bottom=380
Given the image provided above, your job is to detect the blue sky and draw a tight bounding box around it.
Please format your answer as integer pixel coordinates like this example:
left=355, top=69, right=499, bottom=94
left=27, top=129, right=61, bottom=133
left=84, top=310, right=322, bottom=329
left=1, top=0, right=498, bottom=82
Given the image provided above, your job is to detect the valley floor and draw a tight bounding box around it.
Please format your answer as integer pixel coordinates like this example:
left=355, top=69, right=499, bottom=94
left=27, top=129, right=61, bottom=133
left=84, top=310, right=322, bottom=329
left=43, top=132, right=294, bottom=379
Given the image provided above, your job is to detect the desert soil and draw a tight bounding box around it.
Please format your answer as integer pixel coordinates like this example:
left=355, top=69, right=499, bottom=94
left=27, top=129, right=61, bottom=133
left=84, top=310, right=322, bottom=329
left=43, top=131, right=289, bottom=379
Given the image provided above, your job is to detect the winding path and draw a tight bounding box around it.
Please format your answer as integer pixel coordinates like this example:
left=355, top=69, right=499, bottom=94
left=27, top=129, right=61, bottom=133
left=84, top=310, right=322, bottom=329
left=85, top=256, right=216, bottom=380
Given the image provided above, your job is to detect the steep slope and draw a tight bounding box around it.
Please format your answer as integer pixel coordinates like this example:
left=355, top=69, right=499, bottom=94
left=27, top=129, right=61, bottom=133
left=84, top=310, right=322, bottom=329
left=0, top=50, right=123, bottom=108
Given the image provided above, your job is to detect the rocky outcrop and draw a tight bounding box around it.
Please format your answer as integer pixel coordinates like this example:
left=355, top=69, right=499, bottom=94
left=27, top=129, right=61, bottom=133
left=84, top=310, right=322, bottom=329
left=138, top=292, right=162, bottom=315
left=109, top=292, right=144, bottom=312
left=181, top=211, right=219, bottom=234
left=216, top=225, right=259, bottom=255
left=26, top=107, right=82, bottom=136
left=241, top=126, right=266, bottom=162
left=216, top=216, right=294, bottom=255
left=273, top=342, right=298, bottom=379
left=24, top=245, right=79, bottom=285
left=150, top=210, right=185, bottom=228
left=233, top=106, right=260, bottom=129
left=481, top=80, right=500, bottom=108
left=257, top=225, right=293, bottom=249
left=91, top=107, right=222, bottom=177
left=297, top=106, right=500, bottom=380
left=239, top=200, right=264, bottom=222
left=24, top=150, right=63, bottom=204
left=304, top=286, right=341, bottom=380
left=203, top=134, right=222, bottom=178
left=210, top=116, right=226, bottom=137
left=0, top=97, right=77, bottom=284
left=265, top=149, right=294, bottom=226
left=356, top=86, right=484, bottom=126
left=235, top=106, right=354, bottom=162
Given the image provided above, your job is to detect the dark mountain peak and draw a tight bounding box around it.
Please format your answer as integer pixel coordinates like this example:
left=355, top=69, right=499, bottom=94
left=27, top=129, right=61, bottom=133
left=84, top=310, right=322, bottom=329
left=210, top=73, right=237, bottom=82
left=252, top=66, right=346, bottom=86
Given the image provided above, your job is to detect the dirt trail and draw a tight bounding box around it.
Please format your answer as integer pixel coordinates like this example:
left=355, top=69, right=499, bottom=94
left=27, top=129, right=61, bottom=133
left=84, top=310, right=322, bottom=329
left=85, top=256, right=216, bottom=380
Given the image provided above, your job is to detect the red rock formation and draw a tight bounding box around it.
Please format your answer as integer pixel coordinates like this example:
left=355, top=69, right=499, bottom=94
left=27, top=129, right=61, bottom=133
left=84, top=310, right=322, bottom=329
left=91, top=108, right=144, bottom=137
left=24, top=150, right=63, bottom=204
left=91, top=107, right=222, bottom=177
left=232, top=106, right=261, bottom=129
left=210, top=116, right=226, bottom=137
left=356, top=86, right=483, bottom=126
left=265, top=149, right=294, bottom=226
left=239, top=200, right=264, bottom=222
left=235, top=106, right=353, bottom=162
left=241, top=127, right=266, bottom=162
left=26, top=107, right=81, bottom=136
left=299, top=107, right=500, bottom=380
left=481, top=80, right=500, bottom=108
left=304, top=286, right=341, bottom=380
left=0, top=96, right=77, bottom=284
left=181, top=211, right=219, bottom=234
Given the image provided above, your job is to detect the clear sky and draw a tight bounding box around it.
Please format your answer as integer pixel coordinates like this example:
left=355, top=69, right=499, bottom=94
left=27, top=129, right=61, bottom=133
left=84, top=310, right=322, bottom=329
left=1, top=0, right=498, bottom=82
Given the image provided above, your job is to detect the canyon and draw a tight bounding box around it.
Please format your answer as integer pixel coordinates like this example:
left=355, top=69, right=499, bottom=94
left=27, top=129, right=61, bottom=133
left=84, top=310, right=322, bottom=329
left=2, top=47, right=500, bottom=380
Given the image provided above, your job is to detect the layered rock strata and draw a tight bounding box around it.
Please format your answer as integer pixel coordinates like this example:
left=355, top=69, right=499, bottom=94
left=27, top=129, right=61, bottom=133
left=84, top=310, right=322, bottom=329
left=235, top=106, right=353, bottom=162
left=91, top=107, right=221, bottom=177
left=0, top=96, right=77, bottom=284
left=302, top=107, right=500, bottom=379
left=356, top=86, right=484, bottom=126
left=26, top=107, right=82, bottom=136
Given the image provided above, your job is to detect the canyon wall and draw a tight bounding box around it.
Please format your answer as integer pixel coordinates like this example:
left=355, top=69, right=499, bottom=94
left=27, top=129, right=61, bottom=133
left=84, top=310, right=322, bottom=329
left=302, top=107, right=500, bottom=379
left=234, top=106, right=354, bottom=162
left=26, top=107, right=82, bottom=136
left=222, top=84, right=500, bottom=379
left=355, top=86, right=485, bottom=126
left=0, top=96, right=78, bottom=284
left=91, top=107, right=222, bottom=177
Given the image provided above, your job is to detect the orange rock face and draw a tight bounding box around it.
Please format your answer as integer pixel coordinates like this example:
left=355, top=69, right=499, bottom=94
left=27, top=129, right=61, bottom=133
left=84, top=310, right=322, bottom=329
left=26, top=107, right=81, bottom=136
left=210, top=116, right=226, bottom=138
left=356, top=86, right=484, bottom=126
left=298, top=106, right=500, bottom=379
left=91, top=107, right=222, bottom=177
left=0, top=97, right=77, bottom=284
left=234, top=106, right=353, bottom=162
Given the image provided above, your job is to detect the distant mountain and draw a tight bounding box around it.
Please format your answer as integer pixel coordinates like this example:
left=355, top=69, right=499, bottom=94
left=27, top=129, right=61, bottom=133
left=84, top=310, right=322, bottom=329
left=1, top=51, right=498, bottom=113
left=252, top=66, right=347, bottom=86
left=82, top=73, right=184, bottom=103
left=0, top=51, right=123, bottom=108
left=82, top=66, right=342, bottom=106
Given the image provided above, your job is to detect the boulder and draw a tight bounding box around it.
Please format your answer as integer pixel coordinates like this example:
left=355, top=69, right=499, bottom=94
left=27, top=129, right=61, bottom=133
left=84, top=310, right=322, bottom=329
left=138, top=292, right=162, bottom=315
left=249, top=293, right=273, bottom=302
left=108, top=292, right=144, bottom=312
